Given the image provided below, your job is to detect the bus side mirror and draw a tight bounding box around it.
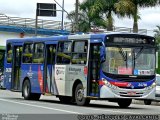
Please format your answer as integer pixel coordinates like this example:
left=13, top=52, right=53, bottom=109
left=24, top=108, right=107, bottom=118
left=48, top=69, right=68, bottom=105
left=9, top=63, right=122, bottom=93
left=100, top=46, right=106, bottom=63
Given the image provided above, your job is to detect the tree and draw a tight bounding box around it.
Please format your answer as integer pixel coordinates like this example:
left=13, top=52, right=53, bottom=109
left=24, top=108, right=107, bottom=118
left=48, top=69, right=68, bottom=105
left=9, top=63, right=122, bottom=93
left=67, top=0, right=106, bottom=32
left=154, top=25, right=160, bottom=74
left=116, top=0, right=160, bottom=33
left=90, top=0, right=135, bottom=31
left=90, top=0, right=117, bottom=31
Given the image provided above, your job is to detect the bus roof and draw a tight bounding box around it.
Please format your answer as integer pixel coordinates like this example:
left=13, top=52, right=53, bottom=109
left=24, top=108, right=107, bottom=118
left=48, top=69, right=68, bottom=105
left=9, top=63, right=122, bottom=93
left=6, top=32, right=154, bottom=44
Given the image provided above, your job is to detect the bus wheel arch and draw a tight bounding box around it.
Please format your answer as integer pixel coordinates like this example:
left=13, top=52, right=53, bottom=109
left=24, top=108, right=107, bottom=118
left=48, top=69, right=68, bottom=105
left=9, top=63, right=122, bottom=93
left=22, top=77, right=41, bottom=100
left=73, top=80, right=90, bottom=106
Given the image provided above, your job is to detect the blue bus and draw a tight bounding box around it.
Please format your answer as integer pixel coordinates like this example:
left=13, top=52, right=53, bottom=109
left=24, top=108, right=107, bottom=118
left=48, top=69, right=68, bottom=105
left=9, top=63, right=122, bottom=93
left=4, top=33, right=156, bottom=108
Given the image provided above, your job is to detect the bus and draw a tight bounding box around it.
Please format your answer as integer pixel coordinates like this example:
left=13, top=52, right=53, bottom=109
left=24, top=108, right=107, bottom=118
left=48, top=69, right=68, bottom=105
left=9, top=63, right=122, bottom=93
left=3, top=33, right=156, bottom=108
left=0, top=46, right=5, bottom=73
left=0, top=46, right=5, bottom=88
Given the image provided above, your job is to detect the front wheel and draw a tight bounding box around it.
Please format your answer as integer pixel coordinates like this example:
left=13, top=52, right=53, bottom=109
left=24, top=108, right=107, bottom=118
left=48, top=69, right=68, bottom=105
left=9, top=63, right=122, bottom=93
left=144, top=100, right=152, bottom=105
left=117, top=99, right=132, bottom=108
left=75, top=83, right=90, bottom=106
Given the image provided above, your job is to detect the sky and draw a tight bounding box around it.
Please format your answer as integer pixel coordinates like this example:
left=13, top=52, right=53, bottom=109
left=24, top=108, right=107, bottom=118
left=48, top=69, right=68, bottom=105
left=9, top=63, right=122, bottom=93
left=0, top=0, right=160, bottom=35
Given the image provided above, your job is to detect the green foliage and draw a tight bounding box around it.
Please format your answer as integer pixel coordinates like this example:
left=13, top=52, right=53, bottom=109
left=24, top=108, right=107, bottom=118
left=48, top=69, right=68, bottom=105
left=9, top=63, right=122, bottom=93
left=67, top=0, right=106, bottom=32
left=154, top=25, right=160, bottom=74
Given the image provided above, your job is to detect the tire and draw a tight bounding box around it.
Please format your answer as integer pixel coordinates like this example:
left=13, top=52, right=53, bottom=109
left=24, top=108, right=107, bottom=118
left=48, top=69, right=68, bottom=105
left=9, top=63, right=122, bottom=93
left=22, top=79, right=32, bottom=100
left=144, top=100, right=152, bottom=105
left=75, top=83, right=90, bottom=106
left=22, top=79, right=41, bottom=100
left=117, top=99, right=132, bottom=108
left=59, top=96, right=72, bottom=104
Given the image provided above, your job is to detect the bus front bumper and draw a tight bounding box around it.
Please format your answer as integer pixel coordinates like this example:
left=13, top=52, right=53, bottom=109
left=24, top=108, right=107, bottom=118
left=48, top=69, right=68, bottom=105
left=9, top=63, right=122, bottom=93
left=100, top=85, right=156, bottom=100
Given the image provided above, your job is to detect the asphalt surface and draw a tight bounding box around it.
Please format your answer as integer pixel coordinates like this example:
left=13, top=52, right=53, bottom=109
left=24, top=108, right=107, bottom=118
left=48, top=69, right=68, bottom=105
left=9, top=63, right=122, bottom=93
left=0, top=90, right=160, bottom=120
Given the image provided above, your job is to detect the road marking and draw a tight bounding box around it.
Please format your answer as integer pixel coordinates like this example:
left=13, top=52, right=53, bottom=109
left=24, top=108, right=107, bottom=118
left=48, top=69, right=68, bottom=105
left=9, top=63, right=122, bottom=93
left=0, top=98, right=81, bottom=114
left=81, top=106, right=139, bottom=114
left=17, top=100, right=137, bottom=114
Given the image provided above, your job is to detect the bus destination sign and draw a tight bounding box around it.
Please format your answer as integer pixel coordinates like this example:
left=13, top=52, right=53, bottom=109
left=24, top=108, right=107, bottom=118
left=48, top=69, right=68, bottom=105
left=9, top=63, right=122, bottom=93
left=113, top=37, right=147, bottom=44
left=106, top=35, right=155, bottom=45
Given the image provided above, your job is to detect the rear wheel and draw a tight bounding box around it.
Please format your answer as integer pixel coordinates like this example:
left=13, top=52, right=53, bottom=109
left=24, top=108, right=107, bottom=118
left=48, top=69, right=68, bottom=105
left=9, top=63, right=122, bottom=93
left=144, top=100, right=152, bottom=105
left=22, top=79, right=41, bottom=100
left=75, top=83, right=90, bottom=106
left=117, top=99, right=132, bottom=108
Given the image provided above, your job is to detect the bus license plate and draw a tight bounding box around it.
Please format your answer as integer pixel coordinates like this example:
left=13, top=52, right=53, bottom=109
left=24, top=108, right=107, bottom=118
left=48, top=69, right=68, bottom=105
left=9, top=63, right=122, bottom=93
left=127, top=91, right=136, bottom=95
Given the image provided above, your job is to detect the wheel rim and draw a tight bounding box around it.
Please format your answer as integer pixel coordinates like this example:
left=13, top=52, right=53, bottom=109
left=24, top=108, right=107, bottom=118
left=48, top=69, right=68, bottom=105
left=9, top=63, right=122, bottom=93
left=76, top=89, right=84, bottom=102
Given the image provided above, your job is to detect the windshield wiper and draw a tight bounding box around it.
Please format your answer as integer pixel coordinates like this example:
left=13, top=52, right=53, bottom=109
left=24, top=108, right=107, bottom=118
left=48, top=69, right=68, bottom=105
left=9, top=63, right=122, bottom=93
left=118, top=46, right=127, bottom=61
left=134, top=47, right=144, bottom=60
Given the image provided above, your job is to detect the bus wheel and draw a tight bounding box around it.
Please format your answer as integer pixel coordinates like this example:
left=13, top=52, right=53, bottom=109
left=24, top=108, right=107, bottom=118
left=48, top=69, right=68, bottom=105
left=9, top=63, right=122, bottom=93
left=117, top=99, right=132, bottom=108
left=75, top=83, right=90, bottom=106
left=59, top=96, right=72, bottom=104
left=22, top=79, right=32, bottom=100
left=144, top=100, right=152, bottom=105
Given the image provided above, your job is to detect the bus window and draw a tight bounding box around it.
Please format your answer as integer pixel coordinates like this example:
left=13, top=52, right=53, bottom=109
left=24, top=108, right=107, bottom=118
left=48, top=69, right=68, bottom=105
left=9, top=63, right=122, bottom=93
left=22, top=43, right=33, bottom=63
left=47, top=46, right=56, bottom=64
left=33, top=43, right=44, bottom=63
left=72, top=41, right=88, bottom=64
left=7, top=44, right=12, bottom=63
left=57, top=41, right=71, bottom=64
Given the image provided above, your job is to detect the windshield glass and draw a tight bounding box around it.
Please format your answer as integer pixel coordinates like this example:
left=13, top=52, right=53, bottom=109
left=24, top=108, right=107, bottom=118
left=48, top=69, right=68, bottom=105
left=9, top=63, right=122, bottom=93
left=102, top=47, right=155, bottom=76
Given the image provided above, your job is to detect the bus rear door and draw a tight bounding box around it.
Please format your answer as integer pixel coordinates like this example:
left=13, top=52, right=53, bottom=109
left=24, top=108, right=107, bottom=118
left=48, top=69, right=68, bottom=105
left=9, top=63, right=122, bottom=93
left=44, top=42, right=58, bottom=95
left=11, top=43, right=22, bottom=91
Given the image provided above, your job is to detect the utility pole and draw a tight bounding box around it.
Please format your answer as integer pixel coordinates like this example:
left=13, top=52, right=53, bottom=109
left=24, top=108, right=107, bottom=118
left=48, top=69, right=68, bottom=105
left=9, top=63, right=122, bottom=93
left=75, top=0, right=79, bottom=32
left=61, top=0, right=64, bottom=30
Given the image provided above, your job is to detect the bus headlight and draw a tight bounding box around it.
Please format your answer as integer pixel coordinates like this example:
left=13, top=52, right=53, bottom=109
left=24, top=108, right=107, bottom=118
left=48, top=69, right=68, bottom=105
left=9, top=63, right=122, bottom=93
left=102, top=78, right=118, bottom=90
left=145, top=82, right=156, bottom=90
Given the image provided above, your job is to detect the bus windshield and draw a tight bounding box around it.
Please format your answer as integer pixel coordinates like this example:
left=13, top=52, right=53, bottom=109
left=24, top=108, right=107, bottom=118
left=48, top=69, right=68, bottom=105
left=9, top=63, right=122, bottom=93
left=102, top=46, right=155, bottom=76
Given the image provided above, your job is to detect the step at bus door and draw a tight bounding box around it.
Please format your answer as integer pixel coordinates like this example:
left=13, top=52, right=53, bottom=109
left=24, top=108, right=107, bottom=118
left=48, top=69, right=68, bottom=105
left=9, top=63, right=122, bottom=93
left=44, top=43, right=57, bottom=94
left=11, top=45, right=22, bottom=91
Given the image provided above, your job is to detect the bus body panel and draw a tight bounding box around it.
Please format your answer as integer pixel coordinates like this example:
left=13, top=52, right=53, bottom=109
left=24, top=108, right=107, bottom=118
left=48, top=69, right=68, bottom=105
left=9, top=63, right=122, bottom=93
left=3, top=33, right=156, bottom=102
left=20, top=64, right=42, bottom=93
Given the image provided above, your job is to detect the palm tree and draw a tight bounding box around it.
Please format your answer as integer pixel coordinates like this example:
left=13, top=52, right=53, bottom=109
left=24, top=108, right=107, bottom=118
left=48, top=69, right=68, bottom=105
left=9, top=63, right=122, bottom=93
left=67, top=10, right=90, bottom=32
left=67, top=0, right=106, bottom=32
left=89, top=0, right=117, bottom=31
left=90, top=0, right=135, bottom=31
left=116, top=0, right=160, bottom=33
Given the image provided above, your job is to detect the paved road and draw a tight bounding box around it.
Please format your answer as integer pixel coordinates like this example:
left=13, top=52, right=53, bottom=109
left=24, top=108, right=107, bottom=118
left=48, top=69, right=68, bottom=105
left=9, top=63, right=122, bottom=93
left=0, top=90, right=160, bottom=119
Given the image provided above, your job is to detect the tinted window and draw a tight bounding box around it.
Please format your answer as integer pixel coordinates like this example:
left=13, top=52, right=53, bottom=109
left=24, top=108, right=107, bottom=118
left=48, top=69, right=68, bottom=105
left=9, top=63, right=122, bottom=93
left=57, top=41, right=72, bottom=64
left=7, top=44, right=12, bottom=63
left=33, top=43, right=44, bottom=63
left=72, top=41, right=88, bottom=64
left=22, top=43, right=33, bottom=63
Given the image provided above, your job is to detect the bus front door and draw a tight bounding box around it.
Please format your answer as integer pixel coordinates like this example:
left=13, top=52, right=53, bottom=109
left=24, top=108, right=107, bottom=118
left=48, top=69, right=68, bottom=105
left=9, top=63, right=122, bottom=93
left=11, top=45, right=22, bottom=91
left=43, top=44, right=57, bottom=94
left=88, top=43, right=101, bottom=96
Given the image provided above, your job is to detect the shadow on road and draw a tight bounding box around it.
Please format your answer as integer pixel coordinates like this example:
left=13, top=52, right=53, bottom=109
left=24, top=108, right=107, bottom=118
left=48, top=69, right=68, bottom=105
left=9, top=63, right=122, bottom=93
left=7, top=97, right=145, bottom=110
